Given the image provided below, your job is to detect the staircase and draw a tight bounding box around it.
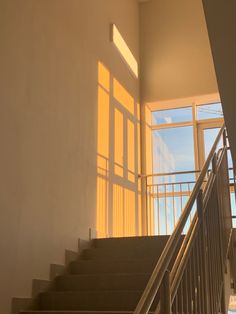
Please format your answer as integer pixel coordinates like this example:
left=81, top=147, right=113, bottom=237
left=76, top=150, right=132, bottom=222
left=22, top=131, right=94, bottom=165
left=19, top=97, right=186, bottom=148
left=20, top=126, right=234, bottom=314
left=20, top=236, right=182, bottom=314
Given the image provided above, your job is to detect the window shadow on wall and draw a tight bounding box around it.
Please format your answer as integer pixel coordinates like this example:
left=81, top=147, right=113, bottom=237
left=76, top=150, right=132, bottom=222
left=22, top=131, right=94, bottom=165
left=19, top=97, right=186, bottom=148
left=96, top=62, right=141, bottom=238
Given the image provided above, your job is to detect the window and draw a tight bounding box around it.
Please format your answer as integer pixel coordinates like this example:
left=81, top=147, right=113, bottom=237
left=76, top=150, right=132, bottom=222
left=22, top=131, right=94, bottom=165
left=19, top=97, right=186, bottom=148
left=152, top=107, right=192, bottom=125
left=152, top=126, right=195, bottom=175
left=197, top=102, right=223, bottom=120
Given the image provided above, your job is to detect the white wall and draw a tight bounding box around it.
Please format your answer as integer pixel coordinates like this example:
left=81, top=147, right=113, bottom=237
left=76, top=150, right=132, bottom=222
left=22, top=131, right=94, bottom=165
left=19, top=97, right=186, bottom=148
left=139, top=0, right=218, bottom=103
left=0, top=1, right=139, bottom=313
left=202, top=0, right=236, bottom=166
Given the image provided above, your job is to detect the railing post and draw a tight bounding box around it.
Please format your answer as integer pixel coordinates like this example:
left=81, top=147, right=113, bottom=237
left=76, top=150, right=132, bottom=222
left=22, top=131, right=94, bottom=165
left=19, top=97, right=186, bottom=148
left=223, top=129, right=227, bottom=148
left=197, top=189, right=209, bottom=314
left=212, top=152, right=217, bottom=174
left=160, top=270, right=171, bottom=314
left=141, top=175, right=148, bottom=236
left=221, top=286, right=227, bottom=314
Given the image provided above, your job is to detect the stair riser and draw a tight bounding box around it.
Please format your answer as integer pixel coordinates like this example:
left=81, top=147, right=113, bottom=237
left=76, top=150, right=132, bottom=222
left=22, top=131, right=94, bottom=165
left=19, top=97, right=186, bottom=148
left=40, top=291, right=143, bottom=311
left=70, top=260, right=156, bottom=275
left=55, top=274, right=150, bottom=291
left=93, top=236, right=170, bottom=249
left=82, top=249, right=162, bottom=261
left=21, top=312, right=135, bottom=314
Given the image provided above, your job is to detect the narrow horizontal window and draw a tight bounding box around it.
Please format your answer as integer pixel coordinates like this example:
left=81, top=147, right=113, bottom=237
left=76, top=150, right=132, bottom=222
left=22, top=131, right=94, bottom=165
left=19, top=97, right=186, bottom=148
left=111, top=24, right=138, bottom=78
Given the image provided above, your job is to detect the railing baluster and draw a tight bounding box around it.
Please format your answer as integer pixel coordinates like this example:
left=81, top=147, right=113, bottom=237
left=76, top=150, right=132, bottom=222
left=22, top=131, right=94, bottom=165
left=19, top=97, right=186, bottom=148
left=180, top=183, right=183, bottom=213
left=188, top=256, right=193, bottom=314
left=160, top=270, right=171, bottom=314
left=157, top=185, right=160, bottom=235
left=196, top=236, right=202, bottom=314
left=178, top=281, right=183, bottom=314
left=183, top=269, right=189, bottom=314
left=197, top=189, right=209, bottom=314
left=192, top=247, right=197, bottom=314
left=172, top=184, right=176, bottom=228
left=164, top=184, right=167, bottom=235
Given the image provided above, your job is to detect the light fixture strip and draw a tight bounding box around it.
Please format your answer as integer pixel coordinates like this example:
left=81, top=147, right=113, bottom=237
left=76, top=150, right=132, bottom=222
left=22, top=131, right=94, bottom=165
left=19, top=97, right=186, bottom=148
left=111, top=24, right=138, bottom=78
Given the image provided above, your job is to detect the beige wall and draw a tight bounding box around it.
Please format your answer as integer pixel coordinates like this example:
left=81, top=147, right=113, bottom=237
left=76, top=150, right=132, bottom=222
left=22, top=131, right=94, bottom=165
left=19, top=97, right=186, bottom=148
left=202, top=0, right=236, bottom=166
left=139, top=0, right=218, bottom=103
left=0, top=1, right=139, bottom=313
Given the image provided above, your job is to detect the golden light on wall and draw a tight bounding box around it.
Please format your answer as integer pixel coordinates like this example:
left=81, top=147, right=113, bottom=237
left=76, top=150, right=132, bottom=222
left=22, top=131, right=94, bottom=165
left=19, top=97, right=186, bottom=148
left=111, top=24, right=138, bottom=78
left=113, top=184, right=136, bottom=237
left=127, top=119, right=135, bottom=182
left=114, top=108, right=124, bottom=177
left=145, top=106, right=153, bottom=174
left=98, top=62, right=110, bottom=92
left=96, top=61, right=141, bottom=238
left=97, top=87, right=109, bottom=160
left=113, top=78, right=134, bottom=115
left=96, top=62, right=110, bottom=238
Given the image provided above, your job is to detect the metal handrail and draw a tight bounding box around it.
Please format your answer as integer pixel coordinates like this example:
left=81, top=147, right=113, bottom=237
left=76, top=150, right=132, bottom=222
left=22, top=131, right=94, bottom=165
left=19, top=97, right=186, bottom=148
left=134, top=124, right=226, bottom=314
left=140, top=169, right=200, bottom=178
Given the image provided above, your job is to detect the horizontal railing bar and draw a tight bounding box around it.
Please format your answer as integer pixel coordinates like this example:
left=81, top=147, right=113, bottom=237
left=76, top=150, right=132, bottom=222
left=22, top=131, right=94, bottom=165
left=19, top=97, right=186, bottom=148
left=148, top=191, right=192, bottom=198
left=147, top=181, right=197, bottom=187
left=140, top=170, right=201, bottom=179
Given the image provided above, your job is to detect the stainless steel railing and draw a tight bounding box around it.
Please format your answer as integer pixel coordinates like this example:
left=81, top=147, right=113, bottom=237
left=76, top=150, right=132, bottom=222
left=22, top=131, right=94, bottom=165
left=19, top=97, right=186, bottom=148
left=134, top=125, right=233, bottom=313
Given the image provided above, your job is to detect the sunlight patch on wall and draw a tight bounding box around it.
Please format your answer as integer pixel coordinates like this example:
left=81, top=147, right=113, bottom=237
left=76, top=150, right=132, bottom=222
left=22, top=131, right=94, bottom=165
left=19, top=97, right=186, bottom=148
left=96, top=177, right=108, bottom=238
left=97, top=87, right=109, bottom=159
left=113, top=79, right=134, bottom=115
left=111, top=24, right=138, bottom=78
left=96, top=62, right=110, bottom=238
left=112, top=184, right=136, bottom=237
left=124, top=188, right=135, bottom=236
left=114, top=108, right=124, bottom=177
left=112, top=184, right=124, bottom=237
left=98, top=62, right=110, bottom=92
left=128, top=119, right=135, bottom=182
left=96, top=61, right=141, bottom=238
left=145, top=106, right=153, bottom=174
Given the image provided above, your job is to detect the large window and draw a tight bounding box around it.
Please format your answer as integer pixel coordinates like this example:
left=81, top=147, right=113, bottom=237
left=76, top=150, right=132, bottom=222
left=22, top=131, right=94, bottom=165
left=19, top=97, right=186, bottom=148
left=149, top=99, right=225, bottom=235
left=151, top=102, right=224, bottom=174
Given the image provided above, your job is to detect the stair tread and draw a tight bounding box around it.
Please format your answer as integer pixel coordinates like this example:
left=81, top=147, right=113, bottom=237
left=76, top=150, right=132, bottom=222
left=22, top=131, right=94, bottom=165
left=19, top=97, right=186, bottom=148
left=39, top=290, right=147, bottom=311
left=21, top=236, right=180, bottom=313
left=20, top=312, right=137, bottom=314
left=57, top=272, right=150, bottom=277
left=21, top=312, right=154, bottom=314
left=42, top=289, right=143, bottom=294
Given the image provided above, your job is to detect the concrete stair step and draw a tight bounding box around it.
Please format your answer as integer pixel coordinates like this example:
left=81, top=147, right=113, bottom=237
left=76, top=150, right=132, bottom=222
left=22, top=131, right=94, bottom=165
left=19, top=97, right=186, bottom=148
left=69, top=259, right=156, bottom=275
left=39, top=290, right=150, bottom=311
left=81, top=247, right=162, bottom=260
left=55, top=273, right=150, bottom=291
left=21, top=311, right=147, bottom=314
left=93, top=235, right=170, bottom=250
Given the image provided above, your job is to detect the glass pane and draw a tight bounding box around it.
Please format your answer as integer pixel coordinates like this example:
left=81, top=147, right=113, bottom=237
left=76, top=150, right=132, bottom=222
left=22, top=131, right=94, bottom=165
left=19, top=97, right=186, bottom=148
left=197, top=103, right=223, bottom=120
left=228, top=150, right=234, bottom=182
left=152, top=107, right=192, bottom=125
left=203, top=128, right=221, bottom=159
left=231, top=193, right=236, bottom=228
left=152, top=126, right=195, bottom=181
